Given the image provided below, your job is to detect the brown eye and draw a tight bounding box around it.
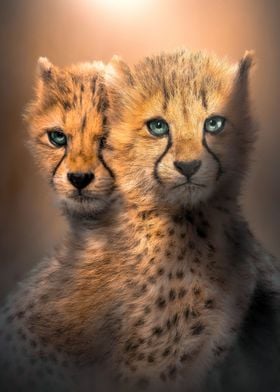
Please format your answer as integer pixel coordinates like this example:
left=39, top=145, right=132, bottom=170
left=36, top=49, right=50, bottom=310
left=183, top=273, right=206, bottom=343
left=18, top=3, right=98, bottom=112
left=47, top=129, right=67, bottom=147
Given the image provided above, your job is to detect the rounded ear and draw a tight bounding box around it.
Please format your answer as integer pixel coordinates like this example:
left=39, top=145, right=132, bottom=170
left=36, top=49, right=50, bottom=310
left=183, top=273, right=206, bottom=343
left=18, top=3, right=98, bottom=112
left=237, top=50, right=255, bottom=81
left=37, top=57, right=55, bottom=82
left=107, top=55, right=134, bottom=86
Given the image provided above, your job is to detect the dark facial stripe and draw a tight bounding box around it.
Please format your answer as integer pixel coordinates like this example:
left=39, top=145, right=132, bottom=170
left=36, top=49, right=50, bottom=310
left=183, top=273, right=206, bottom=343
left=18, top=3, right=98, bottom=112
left=98, top=135, right=115, bottom=180
left=52, top=149, right=67, bottom=178
left=202, top=133, right=223, bottom=180
left=162, top=79, right=170, bottom=112
left=153, top=134, right=173, bottom=185
left=91, top=75, right=98, bottom=96
left=200, top=89, right=208, bottom=109
left=81, top=113, right=87, bottom=132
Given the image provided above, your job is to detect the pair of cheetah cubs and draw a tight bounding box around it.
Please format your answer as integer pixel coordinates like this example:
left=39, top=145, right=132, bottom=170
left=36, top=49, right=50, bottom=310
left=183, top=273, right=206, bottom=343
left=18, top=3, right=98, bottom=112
left=0, top=49, right=279, bottom=392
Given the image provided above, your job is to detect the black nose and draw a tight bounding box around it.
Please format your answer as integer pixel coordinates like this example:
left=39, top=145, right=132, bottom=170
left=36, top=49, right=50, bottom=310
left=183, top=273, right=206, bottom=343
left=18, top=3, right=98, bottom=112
left=67, top=172, right=94, bottom=190
left=174, top=160, right=201, bottom=179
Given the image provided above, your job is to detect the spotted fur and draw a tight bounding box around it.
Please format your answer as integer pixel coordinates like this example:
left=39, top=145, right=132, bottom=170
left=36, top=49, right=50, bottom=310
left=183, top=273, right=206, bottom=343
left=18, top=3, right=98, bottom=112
left=25, top=57, right=114, bottom=219
left=0, top=50, right=279, bottom=392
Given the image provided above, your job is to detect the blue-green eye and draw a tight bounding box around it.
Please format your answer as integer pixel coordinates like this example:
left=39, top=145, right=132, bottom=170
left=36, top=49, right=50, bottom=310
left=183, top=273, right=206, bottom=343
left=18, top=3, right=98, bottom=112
left=146, top=118, right=169, bottom=137
left=204, top=116, right=226, bottom=134
left=48, top=129, right=67, bottom=147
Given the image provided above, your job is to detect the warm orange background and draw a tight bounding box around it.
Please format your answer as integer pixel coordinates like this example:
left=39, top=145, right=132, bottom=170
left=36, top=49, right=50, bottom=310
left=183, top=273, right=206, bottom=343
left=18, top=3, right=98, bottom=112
left=1, top=0, right=280, bottom=299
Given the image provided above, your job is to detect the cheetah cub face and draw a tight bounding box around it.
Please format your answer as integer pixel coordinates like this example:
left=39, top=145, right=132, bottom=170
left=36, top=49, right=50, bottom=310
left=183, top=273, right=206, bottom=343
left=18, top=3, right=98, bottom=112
left=26, top=58, right=114, bottom=217
left=107, top=51, right=254, bottom=208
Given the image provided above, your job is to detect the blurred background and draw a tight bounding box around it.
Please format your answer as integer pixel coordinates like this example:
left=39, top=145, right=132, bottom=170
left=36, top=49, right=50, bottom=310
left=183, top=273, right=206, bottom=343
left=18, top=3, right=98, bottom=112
left=0, top=0, right=280, bottom=300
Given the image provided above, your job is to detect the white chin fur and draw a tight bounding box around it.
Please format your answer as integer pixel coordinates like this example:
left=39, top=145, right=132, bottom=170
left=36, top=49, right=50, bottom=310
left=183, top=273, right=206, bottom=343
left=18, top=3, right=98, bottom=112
left=166, top=184, right=214, bottom=207
left=59, top=196, right=107, bottom=218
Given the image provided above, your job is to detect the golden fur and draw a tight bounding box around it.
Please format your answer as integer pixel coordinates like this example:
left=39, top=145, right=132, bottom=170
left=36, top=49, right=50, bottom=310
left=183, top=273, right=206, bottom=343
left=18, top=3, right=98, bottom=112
left=1, top=50, right=278, bottom=392
left=25, top=57, right=114, bottom=218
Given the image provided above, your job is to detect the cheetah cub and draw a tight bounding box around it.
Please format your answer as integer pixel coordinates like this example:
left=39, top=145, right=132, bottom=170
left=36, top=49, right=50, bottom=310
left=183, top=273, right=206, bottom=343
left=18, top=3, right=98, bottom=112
left=0, top=58, right=118, bottom=392
left=102, top=50, right=260, bottom=390
left=0, top=50, right=276, bottom=392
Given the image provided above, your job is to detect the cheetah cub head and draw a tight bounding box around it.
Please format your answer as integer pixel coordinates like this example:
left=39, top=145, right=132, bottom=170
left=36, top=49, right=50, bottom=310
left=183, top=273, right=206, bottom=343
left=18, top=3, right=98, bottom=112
left=25, top=58, right=114, bottom=218
left=106, top=50, right=255, bottom=208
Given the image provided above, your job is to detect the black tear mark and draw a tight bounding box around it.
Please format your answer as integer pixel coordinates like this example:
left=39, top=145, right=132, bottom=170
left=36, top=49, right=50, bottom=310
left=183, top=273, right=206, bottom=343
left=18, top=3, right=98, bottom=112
left=202, top=133, right=223, bottom=180
left=52, top=149, right=67, bottom=178
left=153, top=133, right=172, bottom=184
left=98, top=134, right=115, bottom=180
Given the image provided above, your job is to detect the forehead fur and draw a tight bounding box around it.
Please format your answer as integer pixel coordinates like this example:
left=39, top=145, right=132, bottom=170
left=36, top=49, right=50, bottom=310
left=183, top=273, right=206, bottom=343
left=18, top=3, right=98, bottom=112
left=108, top=50, right=243, bottom=125
left=135, top=50, right=235, bottom=106
left=26, top=59, right=108, bottom=120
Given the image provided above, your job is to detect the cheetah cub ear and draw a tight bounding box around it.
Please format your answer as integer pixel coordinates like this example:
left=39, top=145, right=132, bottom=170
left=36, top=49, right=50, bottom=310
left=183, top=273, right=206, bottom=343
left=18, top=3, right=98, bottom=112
left=35, top=56, right=62, bottom=106
left=231, top=50, right=255, bottom=105
left=37, top=56, right=55, bottom=82
left=238, top=50, right=255, bottom=80
left=107, top=55, right=134, bottom=86
left=105, top=55, right=133, bottom=123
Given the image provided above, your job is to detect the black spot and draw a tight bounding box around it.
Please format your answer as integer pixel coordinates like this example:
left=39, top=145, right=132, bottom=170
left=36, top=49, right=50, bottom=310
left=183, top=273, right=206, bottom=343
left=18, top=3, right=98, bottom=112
left=135, top=318, right=145, bottom=327
left=178, top=288, right=187, bottom=299
left=191, top=322, right=205, bottom=335
left=148, top=276, right=156, bottom=284
left=180, top=353, right=190, bottom=362
left=205, top=299, right=215, bottom=309
left=152, top=326, right=163, bottom=336
left=191, top=309, right=200, bottom=318
left=156, top=297, right=166, bottom=309
left=137, top=353, right=145, bottom=361
left=180, top=232, right=186, bottom=239
left=168, top=272, right=173, bottom=280
left=213, top=345, right=226, bottom=357
left=172, top=313, right=179, bottom=325
left=196, top=227, right=207, bottom=238
left=184, top=307, right=190, bottom=319
left=16, top=310, right=25, bottom=319
left=125, top=340, right=139, bottom=353
left=165, top=250, right=171, bottom=257
left=168, top=228, right=175, bottom=236
left=147, top=354, right=155, bottom=363
left=193, top=287, right=201, bottom=296
left=162, top=347, right=171, bottom=357
left=176, top=270, right=184, bottom=279
left=157, top=268, right=165, bottom=276
left=169, top=289, right=176, bottom=301
left=185, top=211, right=194, bottom=224
left=144, top=306, right=151, bottom=314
